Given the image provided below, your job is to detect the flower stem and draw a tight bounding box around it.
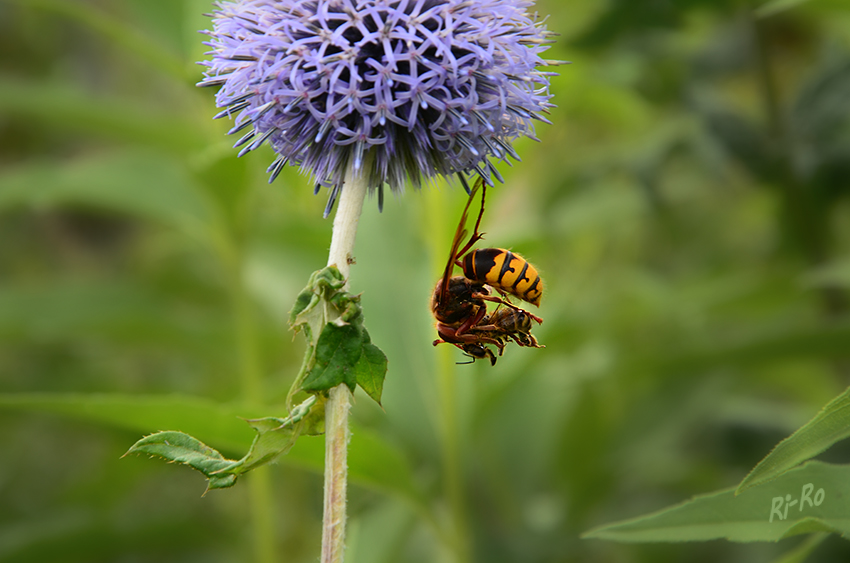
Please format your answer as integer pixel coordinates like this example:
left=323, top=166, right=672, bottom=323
left=321, top=165, right=368, bottom=563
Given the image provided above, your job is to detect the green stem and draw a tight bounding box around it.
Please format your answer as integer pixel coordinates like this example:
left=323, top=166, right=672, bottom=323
left=321, top=384, right=353, bottom=563
left=321, top=164, right=369, bottom=563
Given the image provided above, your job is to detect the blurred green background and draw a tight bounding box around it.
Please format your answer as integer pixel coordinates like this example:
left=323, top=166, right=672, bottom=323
left=2, top=0, right=850, bottom=562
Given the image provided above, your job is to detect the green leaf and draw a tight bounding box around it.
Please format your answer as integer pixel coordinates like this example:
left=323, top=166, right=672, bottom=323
left=769, top=533, right=829, bottom=563
left=289, top=288, right=318, bottom=328
left=583, top=461, right=849, bottom=543
left=124, top=431, right=237, bottom=491
left=226, top=409, right=425, bottom=506
left=329, top=290, right=363, bottom=324
left=0, top=393, right=330, bottom=483
left=0, top=392, right=427, bottom=509
left=228, top=418, right=301, bottom=475
left=737, top=386, right=850, bottom=494
left=121, top=396, right=420, bottom=502
left=288, top=266, right=347, bottom=329
left=287, top=265, right=387, bottom=404
left=291, top=395, right=327, bottom=436
left=225, top=396, right=325, bottom=474
left=354, top=342, right=388, bottom=406
left=301, top=323, right=364, bottom=393
left=123, top=398, right=324, bottom=490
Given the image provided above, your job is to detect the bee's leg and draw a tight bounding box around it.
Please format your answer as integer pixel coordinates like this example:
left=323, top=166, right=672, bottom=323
left=508, top=334, right=528, bottom=347
left=509, top=333, right=544, bottom=348
left=466, top=326, right=508, bottom=353
left=468, top=324, right=507, bottom=354
left=524, top=333, right=544, bottom=348
left=469, top=323, right=499, bottom=331
left=434, top=322, right=462, bottom=347
left=458, top=333, right=502, bottom=347
left=453, top=305, right=488, bottom=337
left=434, top=323, right=454, bottom=347
left=491, top=286, right=513, bottom=301
left=479, top=295, right=543, bottom=324
left=479, top=334, right=506, bottom=355
left=437, top=324, right=502, bottom=348
left=472, top=292, right=541, bottom=322
left=472, top=292, right=512, bottom=307
left=471, top=289, right=544, bottom=324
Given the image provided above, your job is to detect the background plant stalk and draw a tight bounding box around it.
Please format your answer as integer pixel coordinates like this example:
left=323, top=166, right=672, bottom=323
left=321, top=164, right=368, bottom=563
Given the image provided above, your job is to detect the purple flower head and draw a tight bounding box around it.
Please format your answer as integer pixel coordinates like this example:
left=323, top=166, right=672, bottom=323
left=199, top=0, right=559, bottom=217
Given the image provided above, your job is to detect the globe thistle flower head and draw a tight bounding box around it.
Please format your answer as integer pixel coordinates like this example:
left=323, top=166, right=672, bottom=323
left=199, top=0, right=560, bottom=217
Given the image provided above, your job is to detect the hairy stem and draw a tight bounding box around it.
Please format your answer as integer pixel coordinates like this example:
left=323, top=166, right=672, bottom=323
left=322, top=384, right=353, bottom=563
left=321, top=165, right=368, bottom=563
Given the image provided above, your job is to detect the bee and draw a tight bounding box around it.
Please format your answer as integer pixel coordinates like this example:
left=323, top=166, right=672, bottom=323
left=457, top=342, right=498, bottom=366
left=457, top=308, right=543, bottom=365
left=431, top=178, right=543, bottom=364
left=470, top=307, right=543, bottom=350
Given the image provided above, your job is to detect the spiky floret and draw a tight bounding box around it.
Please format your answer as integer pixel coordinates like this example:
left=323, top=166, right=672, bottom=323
left=199, top=0, right=558, bottom=216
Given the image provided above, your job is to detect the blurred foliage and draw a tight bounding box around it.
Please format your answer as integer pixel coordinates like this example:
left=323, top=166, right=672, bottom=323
left=1, top=0, right=850, bottom=562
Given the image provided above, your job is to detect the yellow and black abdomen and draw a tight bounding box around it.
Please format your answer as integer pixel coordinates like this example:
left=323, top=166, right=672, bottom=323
left=462, top=248, right=542, bottom=307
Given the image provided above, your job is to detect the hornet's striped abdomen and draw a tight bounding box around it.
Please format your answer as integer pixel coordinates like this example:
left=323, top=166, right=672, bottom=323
left=462, top=248, right=543, bottom=307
